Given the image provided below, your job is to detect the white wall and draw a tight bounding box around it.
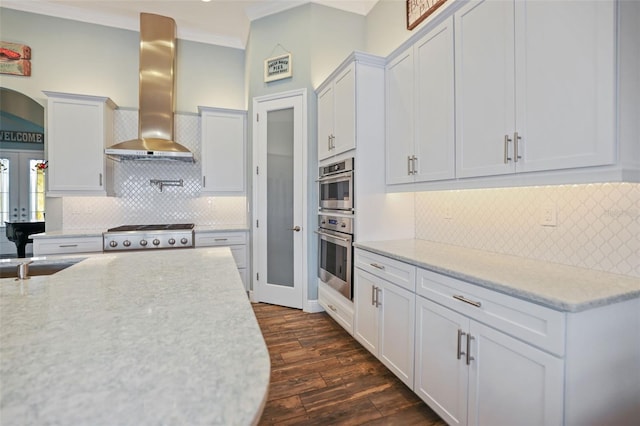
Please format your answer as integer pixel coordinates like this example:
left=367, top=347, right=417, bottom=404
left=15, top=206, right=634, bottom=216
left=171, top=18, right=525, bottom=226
left=0, top=8, right=246, bottom=112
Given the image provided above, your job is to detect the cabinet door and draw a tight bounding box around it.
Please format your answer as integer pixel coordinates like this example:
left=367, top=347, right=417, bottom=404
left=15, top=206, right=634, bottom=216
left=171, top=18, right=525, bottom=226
left=385, top=48, right=415, bottom=185
left=455, top=0, right=515, bottom=178
left=200, top=109, right=246, bottom=194
left=514, top=0, right=615, bottom=173
left=332, top=62, right=356, bottom=155
left=467, top=321, right=563, bottom=426
left=415, top=296, right=468, bottom=426
left=317, top=84, right=334, bottom=161
left=47, top=97, right=109, bottom=194
left=353, top=268, right=379, bottom=355
left=414, top=17, right=456, bottom=182
left=378, top=279, right=415, bottom=389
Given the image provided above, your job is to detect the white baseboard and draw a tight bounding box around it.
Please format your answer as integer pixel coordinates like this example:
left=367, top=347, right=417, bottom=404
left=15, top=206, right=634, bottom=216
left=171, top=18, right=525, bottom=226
left=304, top=299, right=325, bottom=313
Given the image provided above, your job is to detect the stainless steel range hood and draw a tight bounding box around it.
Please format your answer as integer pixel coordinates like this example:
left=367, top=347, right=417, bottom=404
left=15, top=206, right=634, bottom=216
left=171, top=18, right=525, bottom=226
left=105, top=13, right=194, bottom=162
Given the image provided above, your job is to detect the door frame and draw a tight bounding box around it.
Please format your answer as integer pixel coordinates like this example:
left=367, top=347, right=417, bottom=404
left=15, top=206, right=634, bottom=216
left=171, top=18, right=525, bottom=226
left=251, top=88, right=308, bottom=309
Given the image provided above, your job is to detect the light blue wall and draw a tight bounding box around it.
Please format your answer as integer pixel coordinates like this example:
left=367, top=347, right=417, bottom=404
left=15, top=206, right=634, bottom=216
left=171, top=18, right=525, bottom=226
left=246, top=3, right=365, bottom=300
left=0, top=8, right=245, bottom=112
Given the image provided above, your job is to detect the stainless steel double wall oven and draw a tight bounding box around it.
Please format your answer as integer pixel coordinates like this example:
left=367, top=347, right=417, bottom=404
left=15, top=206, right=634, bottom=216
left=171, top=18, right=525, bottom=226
left=317, top=158, right=354, bottom=300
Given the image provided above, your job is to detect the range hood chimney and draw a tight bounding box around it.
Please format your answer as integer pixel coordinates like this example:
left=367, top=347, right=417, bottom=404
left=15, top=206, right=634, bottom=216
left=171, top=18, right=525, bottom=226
left=105, top=13, right=194, bottom=162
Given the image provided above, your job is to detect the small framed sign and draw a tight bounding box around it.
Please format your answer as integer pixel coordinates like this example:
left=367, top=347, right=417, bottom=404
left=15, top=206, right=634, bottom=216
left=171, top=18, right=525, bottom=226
left=407, top=0, right=448, bottom=30
left=264, top=53, right=292, bottom=83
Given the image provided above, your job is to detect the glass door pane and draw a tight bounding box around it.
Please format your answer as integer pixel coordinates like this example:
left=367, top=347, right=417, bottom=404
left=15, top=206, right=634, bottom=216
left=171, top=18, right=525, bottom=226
left=0, top=158, right=9, bottom=224
left=266, top=108, right=294, bottom=287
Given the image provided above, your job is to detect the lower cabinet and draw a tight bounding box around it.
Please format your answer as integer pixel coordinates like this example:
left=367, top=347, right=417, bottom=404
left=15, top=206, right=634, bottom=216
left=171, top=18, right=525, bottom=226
left=318, top=281, right=354, bottom=335
left=194, top=231, right=248, bottom=290
left=415, top=295, right=563, bottom=426
left=32, top=236, right=103, bottom=256
left=354, top=267, right=415, bottom=389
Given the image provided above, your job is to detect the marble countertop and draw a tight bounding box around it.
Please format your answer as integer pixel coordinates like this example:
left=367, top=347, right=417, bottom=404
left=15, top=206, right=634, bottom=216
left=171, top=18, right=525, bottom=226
left=29, top=225, right=249, bottom=239
left=354, top=239, right=640, bottom=313
left=0, top=248, right=270, bottom=425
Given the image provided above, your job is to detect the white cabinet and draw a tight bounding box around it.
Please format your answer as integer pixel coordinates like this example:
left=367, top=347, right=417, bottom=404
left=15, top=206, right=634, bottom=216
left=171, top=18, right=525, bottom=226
left=318, top=281, right=354, bottom=335
left=454, top=0, right=616, bottom=178
left=43, top=92, right=116, bottom=196
left=317, top=62, right=356, bottom=160
left=194, top=230, right=249, bottom=290
left=32, top=235, right=103, bottom=256
left=415, top=296, right=563, bottom=426
left=354, top=250, right=416, bottom=388
left=386, top=17, right=455, bottom=184
left=199, top=107, right=246, bottom=195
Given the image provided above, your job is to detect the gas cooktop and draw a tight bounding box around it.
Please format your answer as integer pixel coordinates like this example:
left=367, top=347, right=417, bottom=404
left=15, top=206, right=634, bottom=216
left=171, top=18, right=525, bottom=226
left=103, top=223, right=195, bottom=251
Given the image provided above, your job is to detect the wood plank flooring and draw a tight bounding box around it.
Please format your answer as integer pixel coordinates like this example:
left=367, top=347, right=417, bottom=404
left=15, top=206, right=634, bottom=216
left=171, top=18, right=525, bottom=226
left=252, top=302, right=447, bottom=426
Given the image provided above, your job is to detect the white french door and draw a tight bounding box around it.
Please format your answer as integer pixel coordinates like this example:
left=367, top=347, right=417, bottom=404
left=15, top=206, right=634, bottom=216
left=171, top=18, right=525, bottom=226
left=252, top=89, right=307, bottom=309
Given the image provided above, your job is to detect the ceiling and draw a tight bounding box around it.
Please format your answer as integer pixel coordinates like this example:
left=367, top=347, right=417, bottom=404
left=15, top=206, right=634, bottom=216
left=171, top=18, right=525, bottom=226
left=2, top=0, right=380, bottom=49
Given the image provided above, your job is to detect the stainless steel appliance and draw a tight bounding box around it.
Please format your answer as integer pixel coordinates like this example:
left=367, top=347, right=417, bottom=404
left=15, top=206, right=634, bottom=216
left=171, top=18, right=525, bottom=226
left=317, top=213, right=353, bottom=300
left=318, top=158, right=354, bottom=212
left=103, top=224, right=194, bottom=252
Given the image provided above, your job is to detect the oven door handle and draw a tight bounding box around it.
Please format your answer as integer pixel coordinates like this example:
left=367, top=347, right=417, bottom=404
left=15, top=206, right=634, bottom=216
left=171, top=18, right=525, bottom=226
left=314, top=230, right=351, bottom=243
left=316, top=171, right=353, bottom=183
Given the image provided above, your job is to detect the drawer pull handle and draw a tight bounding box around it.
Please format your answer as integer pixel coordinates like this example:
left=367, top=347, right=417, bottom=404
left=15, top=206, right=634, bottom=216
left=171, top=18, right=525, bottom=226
left=59, top=244, right=78, bottom=248
left=370, top=263, right=385, bottom=270
left=214, top=238, right=228, bottom=241
left=327, top=304, right=337, bottom=312
left=457, top=329, right=466, bottom=360
left=453, top=294, right=481, bottom=308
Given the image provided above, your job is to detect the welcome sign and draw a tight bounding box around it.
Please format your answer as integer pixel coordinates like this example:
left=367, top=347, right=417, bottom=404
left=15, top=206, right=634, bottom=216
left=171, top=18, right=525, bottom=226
left=0, top=130, right=44, bottom=144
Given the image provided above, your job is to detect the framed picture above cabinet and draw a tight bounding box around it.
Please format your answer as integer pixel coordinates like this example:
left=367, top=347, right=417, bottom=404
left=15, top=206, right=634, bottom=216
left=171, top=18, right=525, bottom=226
left=407, top=0, right=448, bottom=30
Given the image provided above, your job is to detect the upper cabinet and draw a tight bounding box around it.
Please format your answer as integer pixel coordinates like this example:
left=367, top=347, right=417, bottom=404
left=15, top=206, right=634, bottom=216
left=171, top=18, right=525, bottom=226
left=385, top=0, right=636, bottom=189
left=317, top=54, right=386, bottom=162
left=199, top=107, right=246, bottom=195
left=317, top=62, right=356, bottom=160
left=386, top=17, right=455, bottom=185
left=455, top=0, right=616, bottom=178
left=44, top=91, right=116, bottom=196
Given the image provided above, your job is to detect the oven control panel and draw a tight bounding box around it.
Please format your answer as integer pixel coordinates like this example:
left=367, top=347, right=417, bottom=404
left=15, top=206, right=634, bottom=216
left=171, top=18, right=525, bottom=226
left=103, top=230, right=194, bottom=252
left=318, top=214, right=352, bottom=234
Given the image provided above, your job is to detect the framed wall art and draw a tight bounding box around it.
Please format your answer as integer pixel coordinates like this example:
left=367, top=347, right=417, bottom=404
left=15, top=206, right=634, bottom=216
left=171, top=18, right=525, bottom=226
left=264, top=53, right=292, bottom=83
left=407, top=0, right=448, bottom=30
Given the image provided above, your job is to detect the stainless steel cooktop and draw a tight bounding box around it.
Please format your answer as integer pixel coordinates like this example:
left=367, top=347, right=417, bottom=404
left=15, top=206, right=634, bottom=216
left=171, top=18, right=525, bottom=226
left=103, top=224, right=195, bottom=252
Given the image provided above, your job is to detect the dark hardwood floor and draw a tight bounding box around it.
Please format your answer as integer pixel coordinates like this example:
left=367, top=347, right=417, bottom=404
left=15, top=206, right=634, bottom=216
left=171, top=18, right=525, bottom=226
left=252, top=302, right=447, bottom=426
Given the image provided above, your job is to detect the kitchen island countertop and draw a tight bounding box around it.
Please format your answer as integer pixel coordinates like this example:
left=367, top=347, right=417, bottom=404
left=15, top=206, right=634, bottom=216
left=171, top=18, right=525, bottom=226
left=355, top=239, right=640, bottom=313
left=0, top=248, right=269, bottom=425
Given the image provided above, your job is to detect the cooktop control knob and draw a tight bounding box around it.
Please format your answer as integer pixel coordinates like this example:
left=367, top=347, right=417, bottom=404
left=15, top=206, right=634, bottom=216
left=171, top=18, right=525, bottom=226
left=153, top=239, right=161, bottom=246
left=140, top=239, right=148, bottom=247
left=109, top=240, right=118, bottom=248
left=123, top=240, right=131, bottom=247
left=180, top=237, right=188, bottom=245
left=168, top=238, right=176, bottom=245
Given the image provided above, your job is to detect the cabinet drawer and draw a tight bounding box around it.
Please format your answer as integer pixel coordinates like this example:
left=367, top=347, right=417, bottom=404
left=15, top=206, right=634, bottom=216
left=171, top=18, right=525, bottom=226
left=33, top=237, right=102, bottom=255
left=355, top=249, right=416, bottom=292
left=417, top=268, right=565, bottom=356
left=319, top=282, right=354, bottom=335
left=194, top=232, right=247, bottom=247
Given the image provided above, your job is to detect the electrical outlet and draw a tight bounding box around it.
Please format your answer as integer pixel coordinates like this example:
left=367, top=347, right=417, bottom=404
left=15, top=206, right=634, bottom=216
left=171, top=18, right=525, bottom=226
left=540, top=203, right=557, bottom=227
left=444, top=203, right=453, bottom=220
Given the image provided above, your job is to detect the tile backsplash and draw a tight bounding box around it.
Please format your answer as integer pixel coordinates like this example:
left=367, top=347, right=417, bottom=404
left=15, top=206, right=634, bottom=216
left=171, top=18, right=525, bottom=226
left=415, top=183, right=639, bottom=278
left=59, top=109, right=247, bottom=229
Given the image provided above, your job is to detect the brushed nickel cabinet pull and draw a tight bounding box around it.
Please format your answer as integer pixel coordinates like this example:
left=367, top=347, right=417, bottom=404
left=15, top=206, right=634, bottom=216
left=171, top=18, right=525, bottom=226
left=375, top=287, right=382, bottom=307
left=99, top=173, right=103, bottom=186
left=214, top=238, right=228, bottom=241
left=504, top=134, right=512, bottom=163
left=59, top=244, right=78, bottom=248
left=407, top=155, right=413, bottom=175
left=457, top=329, right=466, bottom=360
left=370, top=263, right=385, bottom=270
left=466, top=333, right=475, bottom=365
left=327, top=304, right=337, bottom=312
left=514, top=131, right=522, bottom=162
left=412, top=155, right=418, bottom=174
left=203, top=176, right=206, bottom=187
left=453, top=294, right=482, bottom=308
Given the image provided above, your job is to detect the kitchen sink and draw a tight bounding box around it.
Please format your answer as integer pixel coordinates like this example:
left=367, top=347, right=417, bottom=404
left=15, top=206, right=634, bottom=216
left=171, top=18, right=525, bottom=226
left=0, top=261, right=80, bottom=279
